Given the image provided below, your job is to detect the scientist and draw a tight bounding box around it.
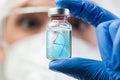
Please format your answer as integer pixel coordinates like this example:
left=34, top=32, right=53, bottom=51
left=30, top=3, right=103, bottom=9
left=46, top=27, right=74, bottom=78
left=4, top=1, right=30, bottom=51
left=49, top=0, right=120, bottom=80
left=0, top=0, right=100, bottom=80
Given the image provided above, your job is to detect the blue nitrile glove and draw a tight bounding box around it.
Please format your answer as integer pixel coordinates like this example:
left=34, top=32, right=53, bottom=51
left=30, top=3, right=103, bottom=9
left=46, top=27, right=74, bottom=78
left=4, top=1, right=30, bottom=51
left=50, top=19, right=120, bottom=80
left=55, top=0, right=118, bottom=27
left=96, top=19, right=120, bottom=80
left=49, top=0, right=120, bottom=80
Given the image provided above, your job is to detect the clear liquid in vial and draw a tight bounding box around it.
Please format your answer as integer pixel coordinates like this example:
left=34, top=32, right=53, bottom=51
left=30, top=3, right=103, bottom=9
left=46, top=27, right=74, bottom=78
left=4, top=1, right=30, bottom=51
left=46, top=27, right=71, bottom=60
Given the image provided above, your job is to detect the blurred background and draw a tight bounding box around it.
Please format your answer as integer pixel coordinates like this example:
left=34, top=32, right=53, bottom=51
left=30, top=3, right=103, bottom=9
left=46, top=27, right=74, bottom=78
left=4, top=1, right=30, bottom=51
left=0, top=0, right=120, bottom=80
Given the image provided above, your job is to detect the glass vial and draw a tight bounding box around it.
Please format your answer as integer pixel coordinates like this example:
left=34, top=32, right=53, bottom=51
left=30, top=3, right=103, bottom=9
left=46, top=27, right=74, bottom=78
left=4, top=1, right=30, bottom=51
left=46, top=8, right=72, bottom=60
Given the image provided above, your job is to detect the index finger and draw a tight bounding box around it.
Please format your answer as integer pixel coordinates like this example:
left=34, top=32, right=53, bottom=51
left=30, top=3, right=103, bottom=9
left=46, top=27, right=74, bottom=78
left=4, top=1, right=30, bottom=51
left=55, top=0, right=118, bottom=27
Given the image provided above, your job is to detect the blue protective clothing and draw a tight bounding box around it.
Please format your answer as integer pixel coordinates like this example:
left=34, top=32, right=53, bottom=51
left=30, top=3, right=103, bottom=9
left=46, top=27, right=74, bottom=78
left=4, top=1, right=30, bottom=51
left=49, top=0, right=120, bottom=80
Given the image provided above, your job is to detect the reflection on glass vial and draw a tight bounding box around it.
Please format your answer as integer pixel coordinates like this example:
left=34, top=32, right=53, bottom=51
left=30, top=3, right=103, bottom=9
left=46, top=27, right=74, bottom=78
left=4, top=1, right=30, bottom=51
left=47, top=27, right=71, bottom=60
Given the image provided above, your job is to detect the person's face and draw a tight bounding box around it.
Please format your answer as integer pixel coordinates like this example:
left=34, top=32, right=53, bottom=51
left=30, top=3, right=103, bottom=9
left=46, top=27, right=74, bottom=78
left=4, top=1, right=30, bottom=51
left=4, top=0, right=54, bottom=44
left=4, top=12, right=49, bottom=44
left=0, top=0, right=54, bottom=62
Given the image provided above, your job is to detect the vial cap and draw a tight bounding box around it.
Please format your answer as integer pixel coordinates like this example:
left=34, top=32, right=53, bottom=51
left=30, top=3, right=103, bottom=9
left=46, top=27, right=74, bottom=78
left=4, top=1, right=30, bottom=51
left=48, top=7, right=70, bottom=17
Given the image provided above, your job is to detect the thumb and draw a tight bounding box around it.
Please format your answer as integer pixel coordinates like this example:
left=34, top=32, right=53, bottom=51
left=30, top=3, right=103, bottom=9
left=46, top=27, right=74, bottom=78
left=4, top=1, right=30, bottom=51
left=49, top=58, right=109, bottom=80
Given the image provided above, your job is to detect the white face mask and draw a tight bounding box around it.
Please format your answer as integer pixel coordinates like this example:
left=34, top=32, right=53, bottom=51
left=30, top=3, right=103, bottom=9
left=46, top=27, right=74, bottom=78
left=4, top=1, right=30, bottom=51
left=2, top=32, right=101, bottom=80
left=3, top=32, right=55, bottom=80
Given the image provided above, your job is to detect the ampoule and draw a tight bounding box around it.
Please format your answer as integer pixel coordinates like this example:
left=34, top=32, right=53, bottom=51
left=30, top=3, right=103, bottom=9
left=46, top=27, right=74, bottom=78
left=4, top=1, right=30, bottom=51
left=46, top=8, right=72, bottom=60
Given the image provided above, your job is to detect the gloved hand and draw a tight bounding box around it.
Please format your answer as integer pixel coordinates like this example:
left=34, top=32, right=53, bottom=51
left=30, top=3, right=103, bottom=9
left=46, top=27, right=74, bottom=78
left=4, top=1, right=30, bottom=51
left=50, top=19, right=120, bottom=80
left=49, top=0, right=120, bottom=80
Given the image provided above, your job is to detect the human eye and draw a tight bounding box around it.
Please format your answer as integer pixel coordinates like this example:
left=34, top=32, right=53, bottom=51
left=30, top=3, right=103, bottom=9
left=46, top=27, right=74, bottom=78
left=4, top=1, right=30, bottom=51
left=17, top=15, right=41, bottom=30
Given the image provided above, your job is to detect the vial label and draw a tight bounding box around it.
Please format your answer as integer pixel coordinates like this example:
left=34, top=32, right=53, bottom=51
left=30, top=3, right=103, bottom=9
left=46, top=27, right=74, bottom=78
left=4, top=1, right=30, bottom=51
left=46, top=27, right=71, bottom=60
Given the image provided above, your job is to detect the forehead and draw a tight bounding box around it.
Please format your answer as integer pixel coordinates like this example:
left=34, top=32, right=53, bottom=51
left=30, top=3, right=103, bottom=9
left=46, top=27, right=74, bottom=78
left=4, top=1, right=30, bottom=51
left=25, top=0, right=54, bottom=7
left=10, top=0, right=55, bottom=16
